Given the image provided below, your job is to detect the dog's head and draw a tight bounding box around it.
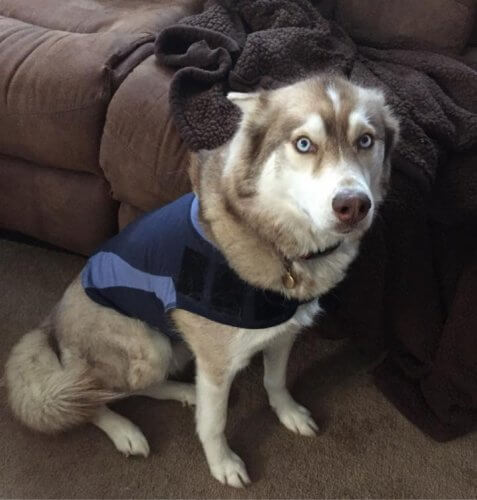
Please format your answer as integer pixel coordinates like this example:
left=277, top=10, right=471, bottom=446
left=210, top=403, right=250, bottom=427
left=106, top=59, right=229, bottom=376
left=210, top=75, right=399, bottom=261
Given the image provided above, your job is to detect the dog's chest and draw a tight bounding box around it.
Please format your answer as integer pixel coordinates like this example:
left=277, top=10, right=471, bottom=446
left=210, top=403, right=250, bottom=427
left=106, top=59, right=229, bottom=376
left=227, top=299, right=321, bottom=369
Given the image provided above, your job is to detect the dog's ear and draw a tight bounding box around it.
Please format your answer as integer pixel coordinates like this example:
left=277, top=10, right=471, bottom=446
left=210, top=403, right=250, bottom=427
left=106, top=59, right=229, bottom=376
left=227, top=91, right=260, bottom=114
left=359, top=86, right=400, bottom=164
left=381, top=105, right=400, bottom=193
left=382, top=105, right=400, bottom=164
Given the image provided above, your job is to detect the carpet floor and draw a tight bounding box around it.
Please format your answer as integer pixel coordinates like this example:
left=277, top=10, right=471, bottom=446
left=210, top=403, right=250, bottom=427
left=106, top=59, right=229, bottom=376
left=0, top=238, right=476, bottom=499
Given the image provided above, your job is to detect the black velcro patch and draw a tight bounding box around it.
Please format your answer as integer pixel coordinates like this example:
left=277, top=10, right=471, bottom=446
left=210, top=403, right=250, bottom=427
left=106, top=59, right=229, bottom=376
left=210, top=262, right=248, bottom=317
left=177, top=247, right=208, bottom=302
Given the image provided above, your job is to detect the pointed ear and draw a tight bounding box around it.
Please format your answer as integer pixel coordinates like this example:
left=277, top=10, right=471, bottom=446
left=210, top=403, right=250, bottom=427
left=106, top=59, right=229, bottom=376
left=360, top=86, right=400, bottom=159
left=380, top=106, right=400, bottom=194
left=382, top=105, right=400, bottom=163
left=227, top=91, right=260, bottom=114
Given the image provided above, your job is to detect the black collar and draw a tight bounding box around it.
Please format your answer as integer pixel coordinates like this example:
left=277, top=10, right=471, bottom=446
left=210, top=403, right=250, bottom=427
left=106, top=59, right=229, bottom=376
left=302, top=241, right=341, bottom=260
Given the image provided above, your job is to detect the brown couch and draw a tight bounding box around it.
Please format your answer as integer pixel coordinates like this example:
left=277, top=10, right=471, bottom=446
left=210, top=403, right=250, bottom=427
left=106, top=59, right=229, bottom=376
left=0, top=0, right=476, bottom=256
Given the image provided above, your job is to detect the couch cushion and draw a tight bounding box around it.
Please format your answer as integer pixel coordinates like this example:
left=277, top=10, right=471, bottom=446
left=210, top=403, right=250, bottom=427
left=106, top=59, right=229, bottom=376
left=336, top=0, right=476, bottom=54
left=0, top=154, right=118, bottom=255
left=100, top=55, right=191, bottom=211
left=0, top=0, right=203, bottom=35
left=0, top=15, right=154, bottom=174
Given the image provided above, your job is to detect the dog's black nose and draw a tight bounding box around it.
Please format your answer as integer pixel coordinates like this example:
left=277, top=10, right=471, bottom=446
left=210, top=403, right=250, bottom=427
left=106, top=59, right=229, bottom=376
left=332, top=190, right=371, bottom=225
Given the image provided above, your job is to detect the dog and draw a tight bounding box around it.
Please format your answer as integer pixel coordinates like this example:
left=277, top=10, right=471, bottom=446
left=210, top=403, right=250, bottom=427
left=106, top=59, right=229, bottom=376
left=5, top=75, right=399, bottom=488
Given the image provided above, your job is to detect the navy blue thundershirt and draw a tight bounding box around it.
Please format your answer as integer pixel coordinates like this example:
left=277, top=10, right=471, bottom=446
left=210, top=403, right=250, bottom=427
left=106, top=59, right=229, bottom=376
left=82, top=193, right=301, bottom=340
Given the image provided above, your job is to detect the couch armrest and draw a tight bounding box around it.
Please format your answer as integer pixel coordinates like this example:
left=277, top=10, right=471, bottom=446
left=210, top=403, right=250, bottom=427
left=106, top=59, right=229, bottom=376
left=100, top=55, right=191, bottom=211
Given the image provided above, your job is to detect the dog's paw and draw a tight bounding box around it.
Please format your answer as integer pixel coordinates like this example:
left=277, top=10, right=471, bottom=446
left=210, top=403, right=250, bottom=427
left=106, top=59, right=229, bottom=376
left=179, top=385, right=196, bottom=407
left=209, top=450, right=251, bottom=488
left=111, top=424, right=150, bottom=458
left=275, top=401, right=319, bottom=437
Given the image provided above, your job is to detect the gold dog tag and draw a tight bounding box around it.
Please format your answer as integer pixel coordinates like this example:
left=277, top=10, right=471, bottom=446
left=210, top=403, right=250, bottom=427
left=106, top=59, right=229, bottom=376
left=282, top=271, right=296, bottom=289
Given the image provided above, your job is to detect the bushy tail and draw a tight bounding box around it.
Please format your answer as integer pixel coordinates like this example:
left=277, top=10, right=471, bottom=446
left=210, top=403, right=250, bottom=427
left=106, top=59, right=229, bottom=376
left=5, top=328, right=118, bottom=433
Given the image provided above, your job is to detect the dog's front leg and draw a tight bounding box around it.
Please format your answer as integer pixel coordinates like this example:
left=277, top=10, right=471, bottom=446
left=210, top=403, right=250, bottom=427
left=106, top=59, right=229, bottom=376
left=195, top=364, right=250, bottom=488
left=263, top=333, right=318, bottom=436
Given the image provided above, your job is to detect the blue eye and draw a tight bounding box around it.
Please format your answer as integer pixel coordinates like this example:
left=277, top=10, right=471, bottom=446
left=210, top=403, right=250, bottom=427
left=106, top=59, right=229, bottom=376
left=295, top=137, right=313, bottom=153
left=358, top=133, right=374, bottom=149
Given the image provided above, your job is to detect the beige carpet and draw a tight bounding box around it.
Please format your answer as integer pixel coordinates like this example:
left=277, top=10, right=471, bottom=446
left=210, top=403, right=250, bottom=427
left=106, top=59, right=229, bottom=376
left=0, top=238, right=476, bottom=499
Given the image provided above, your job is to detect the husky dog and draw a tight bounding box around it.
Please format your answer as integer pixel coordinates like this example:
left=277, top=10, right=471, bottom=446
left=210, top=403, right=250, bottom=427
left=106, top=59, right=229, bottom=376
left=5, top=75, right=399, bottom=488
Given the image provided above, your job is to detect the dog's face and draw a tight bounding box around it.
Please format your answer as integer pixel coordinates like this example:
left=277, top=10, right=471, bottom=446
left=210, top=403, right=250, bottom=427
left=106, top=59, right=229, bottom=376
left=223, top=76, right=399, bottom=260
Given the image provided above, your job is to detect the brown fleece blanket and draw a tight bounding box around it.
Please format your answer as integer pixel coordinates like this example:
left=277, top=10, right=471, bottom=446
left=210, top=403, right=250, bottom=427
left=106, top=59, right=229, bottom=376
left=156, top=0, right=477, bottom=441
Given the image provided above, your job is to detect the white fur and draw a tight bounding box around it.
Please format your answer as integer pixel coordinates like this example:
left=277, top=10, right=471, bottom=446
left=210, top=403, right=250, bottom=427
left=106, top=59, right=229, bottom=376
left=326, top=85, right=341, bottom=113
left=227, top=91, right=259, bottom=114
left=137, top=381, right=196, bottom=406
left=93, top=406, right=150, bottom=457
left=298, top=114, right=326, bottom=143
left=196, top=369, right=250, bottom=487
left=263, top=333, right=318, bottom=436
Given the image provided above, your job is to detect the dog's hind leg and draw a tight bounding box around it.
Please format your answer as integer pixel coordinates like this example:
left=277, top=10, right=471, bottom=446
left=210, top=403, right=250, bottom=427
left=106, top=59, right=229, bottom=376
left=92, top=406, right=150, bottom=457
left=137, top=381, right=196, bottom=406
